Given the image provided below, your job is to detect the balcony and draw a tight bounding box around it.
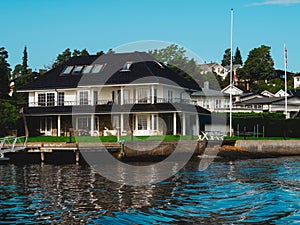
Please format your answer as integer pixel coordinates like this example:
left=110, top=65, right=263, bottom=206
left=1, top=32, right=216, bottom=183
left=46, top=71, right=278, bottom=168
left=28, top=97, right=197, bottom=107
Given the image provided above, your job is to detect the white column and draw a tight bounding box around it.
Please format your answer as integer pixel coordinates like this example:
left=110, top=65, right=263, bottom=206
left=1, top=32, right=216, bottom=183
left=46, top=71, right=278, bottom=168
left=173, top=112, right=177, bottom=135
left=182, top=113, right=186, bottom=136
left=120, top=87, right=124, bottom=105
left=151, top=85, right=154, bottom=104
left=151, top=114, right=154, bottom=131
left=135, top=115, right=138, bottom=131
left=91, top=114, right=94, bottom=136
left=57, top=115, right=61, bottom=136
left=91, top=89, right=94, bottom=106
left=195, top=114, right=199, bottom=135
left=120, top=114, right=124, bottom=134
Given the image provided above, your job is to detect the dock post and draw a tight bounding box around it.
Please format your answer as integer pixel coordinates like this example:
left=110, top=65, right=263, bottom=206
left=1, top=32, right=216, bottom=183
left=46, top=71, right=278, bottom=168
left=75, top=150, right=79, bottom=164
left=41, top=152, right=45, bottom=162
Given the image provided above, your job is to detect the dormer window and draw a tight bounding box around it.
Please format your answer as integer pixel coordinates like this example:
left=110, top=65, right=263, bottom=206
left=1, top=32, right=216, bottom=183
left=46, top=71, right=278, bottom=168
left=72, top=66, right=84, bottom=74
left=63, top=66, right=73, bottom=74
left=92, top=64, right=105, bottom=73
left=122, top=62, right=132, bottom=71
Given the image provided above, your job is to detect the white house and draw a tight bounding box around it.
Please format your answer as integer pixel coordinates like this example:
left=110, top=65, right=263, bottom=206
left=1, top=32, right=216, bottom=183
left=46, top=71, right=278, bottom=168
left=199, top=62, right=228, bottom=80
left=261, top=90, right=275, bottom=98
left=294, top=73, right=300, bottom=89
left=235, top=96, right=300, bottom=118
left=191, top=84, right=230, bottom=112
left=274, top=89, right=290, bottom=97
left=18, top=52, right=210, bottom=137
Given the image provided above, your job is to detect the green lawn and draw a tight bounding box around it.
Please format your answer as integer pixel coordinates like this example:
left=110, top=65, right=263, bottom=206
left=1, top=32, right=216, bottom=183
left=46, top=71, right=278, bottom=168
left=27, top=136, right=117, bottom=143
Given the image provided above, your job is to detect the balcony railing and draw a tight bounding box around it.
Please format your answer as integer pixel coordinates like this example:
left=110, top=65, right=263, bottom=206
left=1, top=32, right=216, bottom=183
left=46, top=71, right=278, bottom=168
left=28, top=98, right=197, bottom=107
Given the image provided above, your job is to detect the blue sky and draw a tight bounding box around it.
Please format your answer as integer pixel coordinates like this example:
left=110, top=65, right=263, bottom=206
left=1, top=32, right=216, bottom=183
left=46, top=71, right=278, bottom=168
left=2, top=0, right=300, bottom=72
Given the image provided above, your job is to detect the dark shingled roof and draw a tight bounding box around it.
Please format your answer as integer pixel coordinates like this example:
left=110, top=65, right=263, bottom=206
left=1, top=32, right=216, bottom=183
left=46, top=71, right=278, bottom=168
left=19, top=52, right=200, bottom=91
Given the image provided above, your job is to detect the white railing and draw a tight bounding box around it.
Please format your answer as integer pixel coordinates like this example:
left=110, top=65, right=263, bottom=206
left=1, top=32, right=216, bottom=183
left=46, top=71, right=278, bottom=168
left=0, top=136, right=27, bottom=155
left=28, top=98, right=198, bottom=107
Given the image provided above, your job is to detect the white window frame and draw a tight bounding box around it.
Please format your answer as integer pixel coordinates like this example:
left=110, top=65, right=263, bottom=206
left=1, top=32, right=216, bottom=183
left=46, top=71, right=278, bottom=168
left=79, top=91, right=89, bottom=105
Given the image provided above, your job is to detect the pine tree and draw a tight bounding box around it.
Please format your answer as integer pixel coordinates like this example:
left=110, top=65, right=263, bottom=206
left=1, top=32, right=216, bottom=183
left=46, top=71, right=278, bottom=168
left=233, top=47, right=243, bottom=65
left=221, top=48, right=231, bottom=67
left=0, top=47, right=11, bottom=99
left=21, top=46, right=28, bottom=75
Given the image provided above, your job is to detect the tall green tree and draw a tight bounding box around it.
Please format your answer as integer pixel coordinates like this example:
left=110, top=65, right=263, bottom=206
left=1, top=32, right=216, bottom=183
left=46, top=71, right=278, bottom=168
left=21, top=46, right=28, bottom=75
left=96, top=50, right=105, bottom=56
left=53, top=48, right=91, bottom=68
left=233, top=47, right=243, bottom=65
left=0, top=101, right=19, bottom=136
left=149, top=44, right=198, bottom=77
left=149, top=44, right=223, bottom=90
left=80, top=48, right=89, bottom=56
left=238, top=45, right=275, bottom=82
left=0, top=47, right=11, bottom=99
left=221, top=48, right=231, bottom=67
left=52, top=48, right=72, bottom=68
left=12, top=64, right=23, bottom=79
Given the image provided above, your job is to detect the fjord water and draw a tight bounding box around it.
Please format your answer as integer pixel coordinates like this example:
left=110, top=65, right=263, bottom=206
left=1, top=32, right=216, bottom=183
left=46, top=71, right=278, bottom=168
left=0, top=157, right=299, bottom=224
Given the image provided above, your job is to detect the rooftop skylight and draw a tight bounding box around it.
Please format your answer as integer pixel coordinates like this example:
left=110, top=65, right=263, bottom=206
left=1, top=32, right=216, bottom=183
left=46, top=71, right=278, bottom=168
left=121, top=62, right=132, bottom=71
left=63, top=66, right=74, bottom=74
left=72, top=66, right=84, bottom=74
left=92, top=64, right=105, bottom=73
left=82, top=65, right=93, bottom=74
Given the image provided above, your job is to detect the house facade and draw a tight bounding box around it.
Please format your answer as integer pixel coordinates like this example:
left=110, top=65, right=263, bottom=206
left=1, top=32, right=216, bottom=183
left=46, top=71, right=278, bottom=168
left=199, top=62, right=228, bottom=80
left=294, top=74, right=300, bottom=89
left=18, top=52, right=210, bottom=137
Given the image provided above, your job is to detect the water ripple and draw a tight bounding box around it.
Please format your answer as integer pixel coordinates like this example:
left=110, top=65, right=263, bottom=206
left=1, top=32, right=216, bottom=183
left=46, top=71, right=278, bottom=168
left=0, top=157, right=299, bottom=224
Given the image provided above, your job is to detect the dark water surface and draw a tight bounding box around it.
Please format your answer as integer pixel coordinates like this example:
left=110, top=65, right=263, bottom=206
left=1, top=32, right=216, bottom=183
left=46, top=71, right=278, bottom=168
left=0, top=156, right=299, bottom=224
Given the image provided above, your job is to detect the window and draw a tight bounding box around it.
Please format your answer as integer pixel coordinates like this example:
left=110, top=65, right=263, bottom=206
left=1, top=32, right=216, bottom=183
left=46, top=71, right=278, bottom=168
left=138, top=115, right=147, bottom=130
left=151, top=115, right=158, bottom=130
left=137, top=88, right=148, bottom=103
left=122, top=62, right=132, bottom=71
left=47, top=93, right=55, bottom=106
left=72, top=66, right=84, bottom=74
left=151, top=88, right=157, bottom=103
left=92, top=64, right=104, bottom=73
left=215, top=99, right=221, bottom=109
left=58, top=92, right=64, bottom=106
left=63, top=66, right=73, bottom=74
left=79, top=91, right=89, bottom=105
left=38, top=93, right=46, bottom=106
left=123, top=90, right=130, bottom=104
left=40, top=117, right=52, bottom=134
left=78, top=117, right=91, bottom=130
left=203, top=98, right=210, bottom=108
left=93, top=91, right=98, bottom=105
left=82, top=65, right=93, bottom=74
left=38, top=93, right=56, bottom=106
left=168, top=90, right=173, bottom=103
left=224, top=99, right=229, bottom=108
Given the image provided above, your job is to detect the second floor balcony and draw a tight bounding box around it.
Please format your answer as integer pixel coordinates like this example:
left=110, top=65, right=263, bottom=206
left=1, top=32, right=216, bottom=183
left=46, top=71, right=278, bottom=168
left=28, top=97, right=197, bottom=107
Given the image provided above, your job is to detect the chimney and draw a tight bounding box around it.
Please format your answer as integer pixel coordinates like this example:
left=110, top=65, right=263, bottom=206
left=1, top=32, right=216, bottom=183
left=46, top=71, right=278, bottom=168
left=246, top=82, right=250, bottom=91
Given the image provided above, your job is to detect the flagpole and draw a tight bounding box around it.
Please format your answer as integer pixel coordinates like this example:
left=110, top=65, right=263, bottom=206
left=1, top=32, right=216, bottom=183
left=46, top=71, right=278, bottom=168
left=284, top=43, right=288, bottom=119
left=229, top=8, right=233, bottom=136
